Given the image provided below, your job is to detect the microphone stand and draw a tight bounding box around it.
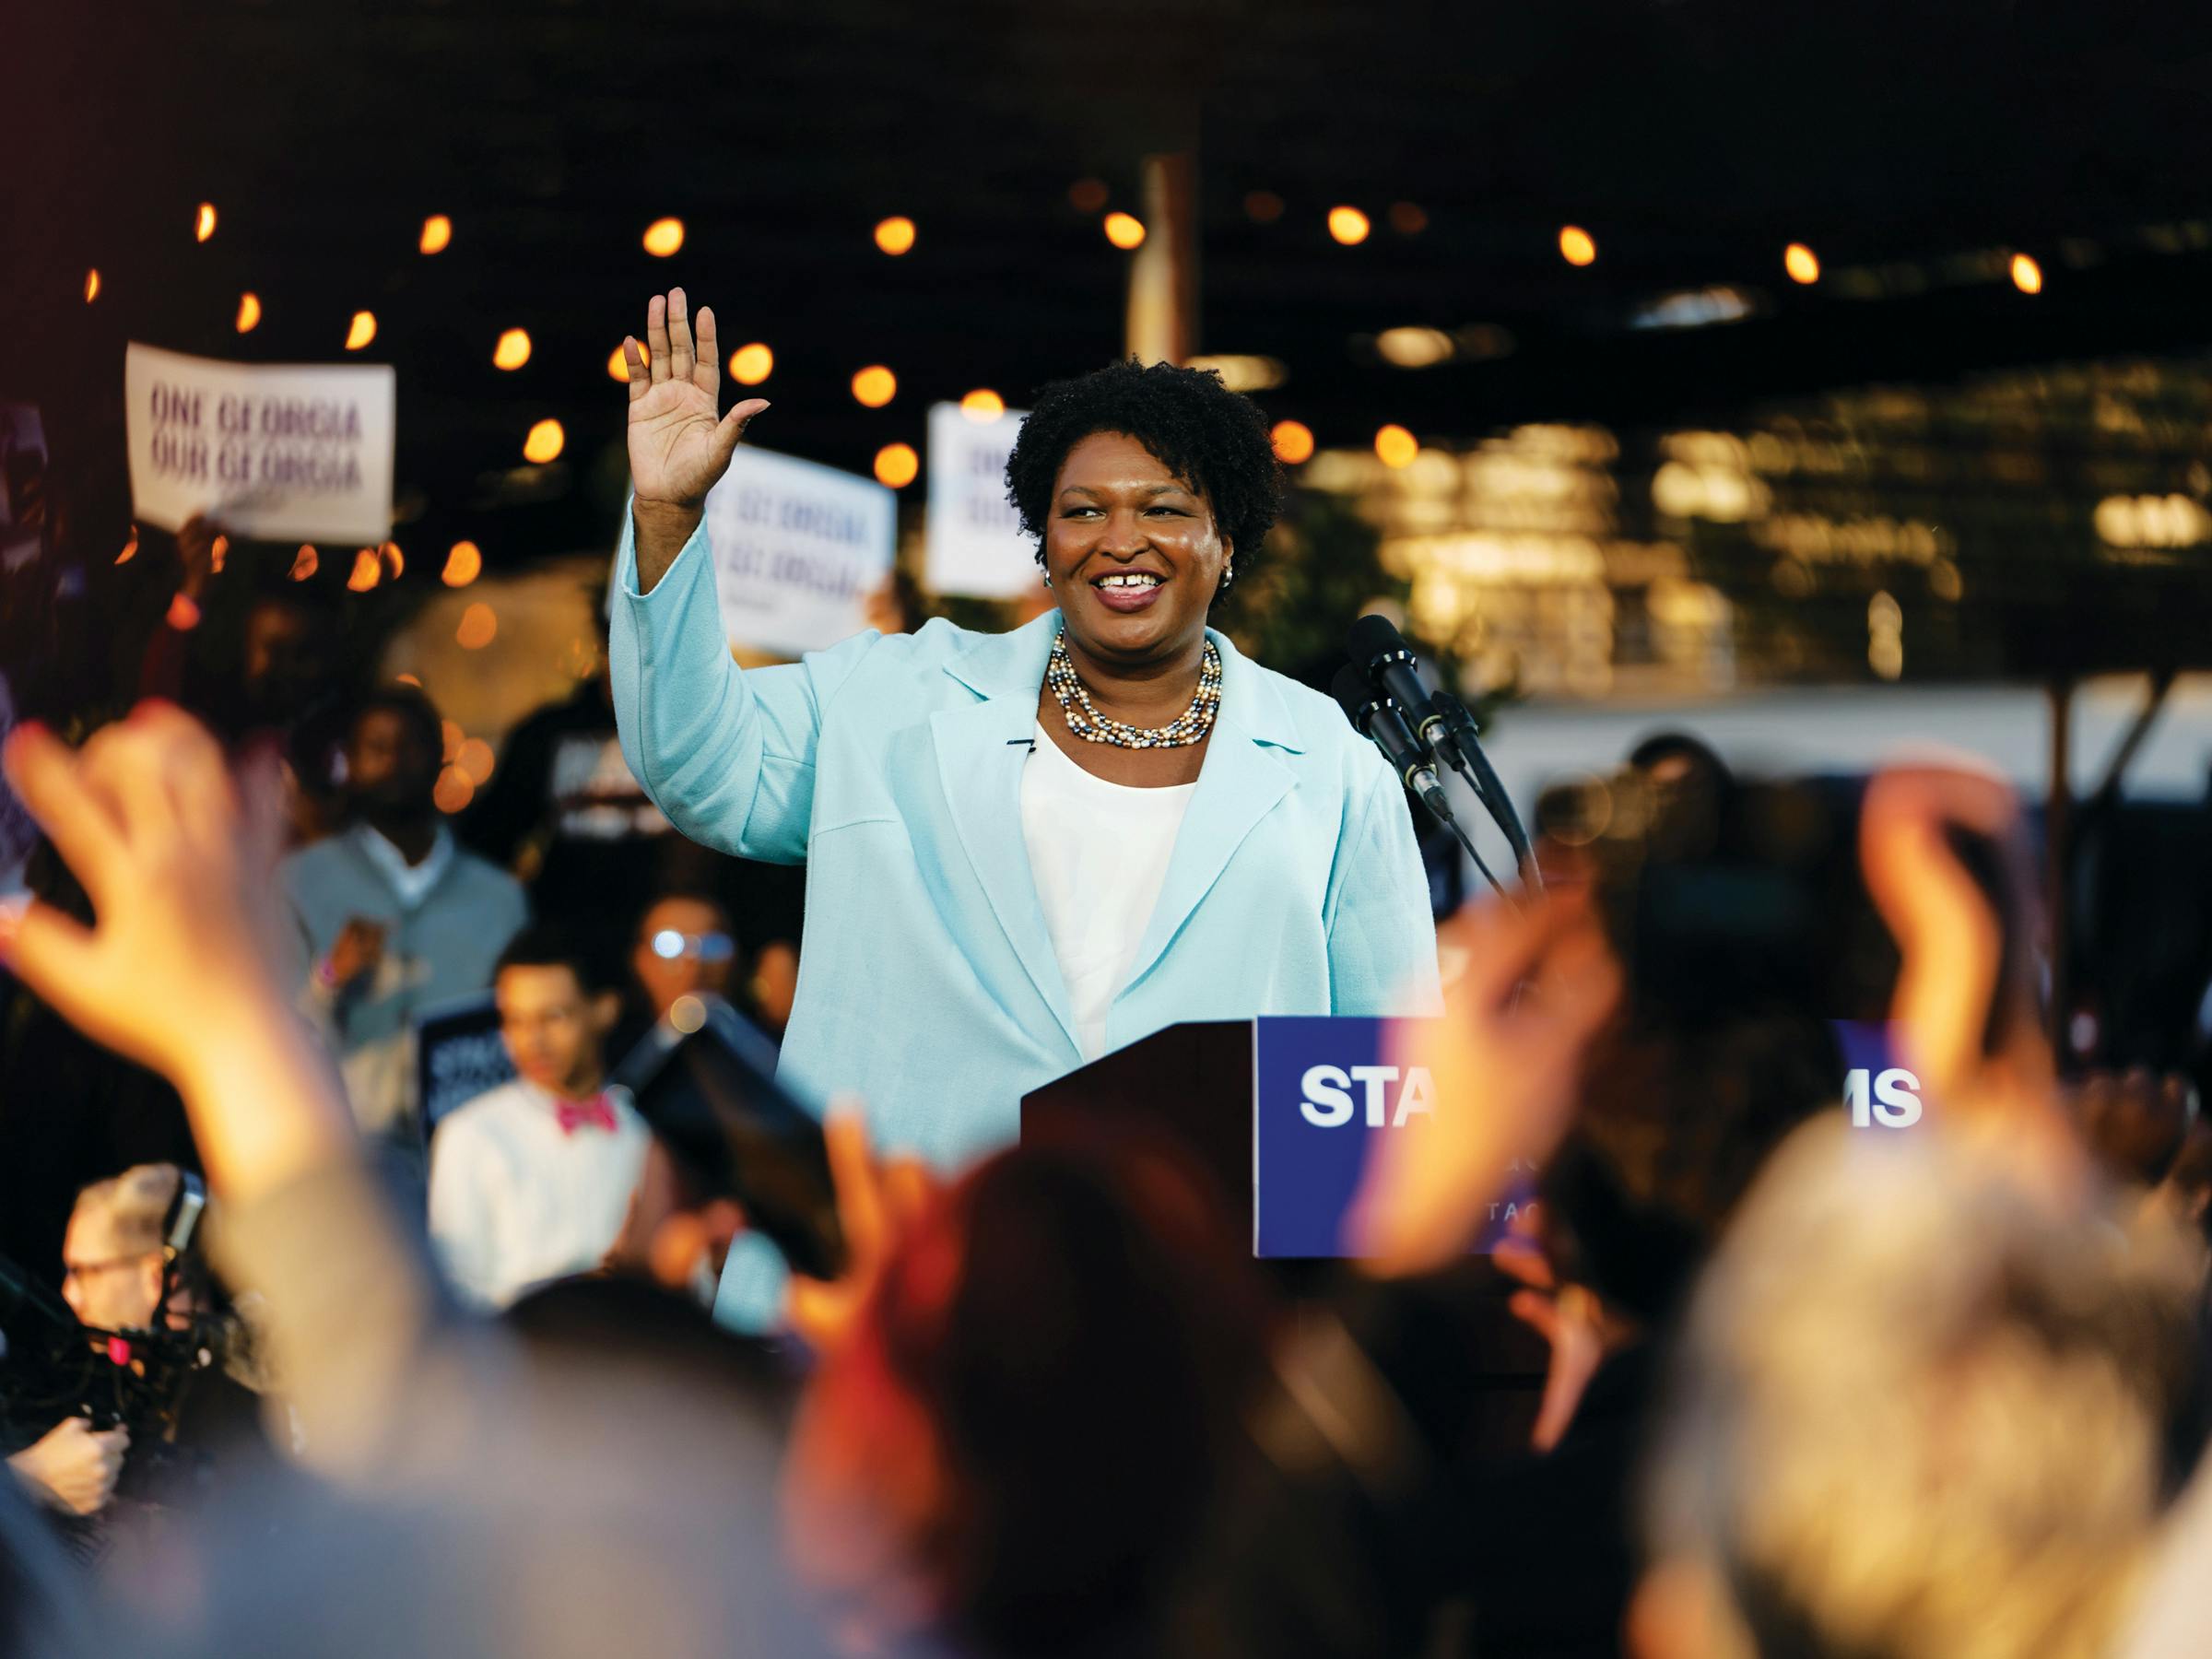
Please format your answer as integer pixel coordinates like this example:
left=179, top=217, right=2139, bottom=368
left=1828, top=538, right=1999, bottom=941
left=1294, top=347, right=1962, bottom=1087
left=1429, top=691, right=1543, bottom=894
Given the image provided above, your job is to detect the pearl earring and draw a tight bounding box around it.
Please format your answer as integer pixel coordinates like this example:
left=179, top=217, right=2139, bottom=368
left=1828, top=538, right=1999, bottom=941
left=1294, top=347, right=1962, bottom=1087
left=1043, top=571, right=1053, bottom=587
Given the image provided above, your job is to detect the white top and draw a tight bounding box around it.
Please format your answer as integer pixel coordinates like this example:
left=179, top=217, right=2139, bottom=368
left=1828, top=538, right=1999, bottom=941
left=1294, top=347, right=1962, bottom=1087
left=351, top=822, right=454, bottom=911
left=1019, top=723, right=1198, bottom=1061
left=428, top=1078, right=651, bottom=1311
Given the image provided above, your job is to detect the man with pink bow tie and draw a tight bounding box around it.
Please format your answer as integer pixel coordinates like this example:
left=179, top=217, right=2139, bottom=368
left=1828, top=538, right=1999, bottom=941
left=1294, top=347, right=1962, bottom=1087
left=429, top=927, right=649, bottom=1311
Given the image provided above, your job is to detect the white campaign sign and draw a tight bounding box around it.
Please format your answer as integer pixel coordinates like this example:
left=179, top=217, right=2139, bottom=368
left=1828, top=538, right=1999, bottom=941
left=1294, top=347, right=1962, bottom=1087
left=924, top=400, right=1039, bottom=599
left=124, top=342, right=395, bottom=544
left=702, top=446, right=894, bottom=656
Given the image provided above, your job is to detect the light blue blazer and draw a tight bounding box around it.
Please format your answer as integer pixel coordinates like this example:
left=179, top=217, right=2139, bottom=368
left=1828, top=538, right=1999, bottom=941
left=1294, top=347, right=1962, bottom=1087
left=608, top=507, right=1442, bottom=1173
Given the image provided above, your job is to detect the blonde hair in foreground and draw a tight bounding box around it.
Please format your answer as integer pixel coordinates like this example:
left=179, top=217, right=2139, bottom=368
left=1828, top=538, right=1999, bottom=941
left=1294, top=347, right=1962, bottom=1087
left=1646, top=1115, right=2202, bottom=1659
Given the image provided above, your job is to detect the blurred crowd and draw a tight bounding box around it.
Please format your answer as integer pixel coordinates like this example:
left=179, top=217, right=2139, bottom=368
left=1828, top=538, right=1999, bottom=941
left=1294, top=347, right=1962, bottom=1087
left=6, top=510, right=2212, bottom=1659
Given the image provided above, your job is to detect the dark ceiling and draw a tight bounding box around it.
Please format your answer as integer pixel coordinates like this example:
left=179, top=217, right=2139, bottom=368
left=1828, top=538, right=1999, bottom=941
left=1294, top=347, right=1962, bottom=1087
left=11, top=0, right=2212, bottom=567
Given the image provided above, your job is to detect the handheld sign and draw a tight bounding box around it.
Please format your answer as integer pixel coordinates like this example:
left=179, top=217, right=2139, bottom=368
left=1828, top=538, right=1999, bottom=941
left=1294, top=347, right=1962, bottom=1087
left=924, top=400, right=1038, bottom=599
left=415, top=992, right=515, bottom=1136
left=124, top=343, right=395, bottom=544
left=700, top=446, right=895, bottom=656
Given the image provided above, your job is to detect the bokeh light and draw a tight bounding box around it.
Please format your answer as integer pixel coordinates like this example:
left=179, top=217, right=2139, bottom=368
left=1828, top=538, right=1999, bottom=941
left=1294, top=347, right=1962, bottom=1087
left=1243, top=191, right=1284, bottom=223
left=523, top=419, right=565, bottom=463
left=1784, top=242, right=1821, bottom=285
left=347, top=549, right=382, bottom=592
left=84, top=269, right=100, bottom=303
left=1374, top=424, right=1418, bottom=467
left=1559, top=226, right=1597, bottom=266
left=2011, top=253, right=2044, bottom=294
left=455, top=738, right=496, bottom=786
left=642, top=218, right=685, bottom=257
left=607, top=344, right=632, bottom=381
left=345, top=312, right=377, bottom=350
left=874, top=216, right=916, bottom=255
left=1103, top=212, right=1147, bottom=250
left=455, top=602, right=499, bottom=649
left=442, top=541, right=483, bottom=586
left=113, top=526, right=138, bottom=565
left=290, top=545, right=319, bottom=581
left=1271, top=420, right=1316, bottom=465
left=166, top=593, right=201, bottom=630
left=195, top=203, right=217, bottom=242
left=378, top=542, right=405, bottom=580
left=874, top=443, right=920, bottom=488
left=851, top=366, right=897, bottom=407
left=236, top=293, right=261, bottom=334
left=419, top=214, right=453, bottom=255
left=1388, top=202, right=1429, bottom=235
left=433, top=766, right=476, bottom=815
left=1068, top=178, right=1109, bottom=213
left=493, top=328, right=532, bottom=370
left=1327, top=206, right=1371, bottom=245
left=730, top=342, right=774, bottom=385
left=960, top=389, right=1006, bottom=422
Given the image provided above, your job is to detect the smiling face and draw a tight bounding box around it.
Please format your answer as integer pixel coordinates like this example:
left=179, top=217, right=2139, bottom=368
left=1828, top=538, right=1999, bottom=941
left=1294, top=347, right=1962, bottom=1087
left=1044, top=431, right=1230, bottom=671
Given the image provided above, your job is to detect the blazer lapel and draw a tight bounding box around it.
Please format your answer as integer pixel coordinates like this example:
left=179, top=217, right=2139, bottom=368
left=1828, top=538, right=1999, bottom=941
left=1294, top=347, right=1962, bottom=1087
left=931, top=615, right=1083, bottom=1054
left=1118, top=631, right=1302, bottom=997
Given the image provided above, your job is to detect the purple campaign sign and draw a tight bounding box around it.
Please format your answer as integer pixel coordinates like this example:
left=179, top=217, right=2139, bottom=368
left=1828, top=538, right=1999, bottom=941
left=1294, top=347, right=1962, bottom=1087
left=1253, top=1017, right=1533, bottom=1259
left=1253, top=1016, right=1922, bottom=1263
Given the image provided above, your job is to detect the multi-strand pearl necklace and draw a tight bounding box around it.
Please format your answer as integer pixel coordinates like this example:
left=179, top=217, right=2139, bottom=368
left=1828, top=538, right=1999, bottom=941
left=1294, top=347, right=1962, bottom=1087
left=1045, top=629, right=1223, bottom=749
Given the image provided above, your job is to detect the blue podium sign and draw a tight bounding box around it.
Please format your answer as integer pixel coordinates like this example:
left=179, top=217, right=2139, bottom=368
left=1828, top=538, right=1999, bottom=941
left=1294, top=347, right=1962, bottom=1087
left=1253, top=1017, right=1534, bottom=1258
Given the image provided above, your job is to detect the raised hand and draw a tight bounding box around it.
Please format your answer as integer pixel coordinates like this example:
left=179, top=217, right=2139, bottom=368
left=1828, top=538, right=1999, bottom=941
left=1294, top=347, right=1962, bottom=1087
left=624, top=288, right=770, bottom=512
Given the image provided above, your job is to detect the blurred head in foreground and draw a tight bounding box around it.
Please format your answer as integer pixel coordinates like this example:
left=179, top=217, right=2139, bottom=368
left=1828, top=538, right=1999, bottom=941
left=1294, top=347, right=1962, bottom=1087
left=62, top=1162, right=198, bottom=1333
left=785, top=1135, right=1270, bottom=1655
left=1639, top=1116, right=2201, bottom=1659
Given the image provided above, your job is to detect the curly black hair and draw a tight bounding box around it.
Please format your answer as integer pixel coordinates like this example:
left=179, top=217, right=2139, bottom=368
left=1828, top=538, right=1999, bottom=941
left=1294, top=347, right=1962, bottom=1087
left=1004, top=359, right=1285, bottom=596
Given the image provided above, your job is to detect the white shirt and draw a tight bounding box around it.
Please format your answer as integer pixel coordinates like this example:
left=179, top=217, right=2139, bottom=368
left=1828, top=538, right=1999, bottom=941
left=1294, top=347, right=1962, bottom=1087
left=1019, top=723, right=1197, bottom=1060
left=351, top=822, right=455, bottom=912
left=428, top=1078, right=651, bottom=1311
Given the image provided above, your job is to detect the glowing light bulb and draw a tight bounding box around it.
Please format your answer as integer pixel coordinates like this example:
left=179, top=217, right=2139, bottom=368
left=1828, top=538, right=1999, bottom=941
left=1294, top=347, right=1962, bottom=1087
left=1103, top=212, right=1147, bottom=250
left=493, top=328, right=532, bottom=371
left=2010, top=253, right=2043, bottom=294
left=84, top=269, right=100, bottom=303
left=195, top=203, right=217, bottom=242
left=523, top=419, right=564, bottom=463
left=346, top=312, right=377, bottom=350
left=851, top=366, right=897, bottom=407
left=1271, top=420, right=1315, bottom=465
left=874, top=443, right=920, bottom=488
left=236, top=292, right=261, bottom=333
left=1327, top=206, right=1371, bottom=245
left=419, top=215, right=453, bottom=254
left=730, top=343, right=773, bottom=385
left=1783, top=242, right=1820, bottom=285
left=1559, top=225, right=1597, bottom=266
left=642, top=218, right=685, bottom=257
left=874, top=217, right=916, bottom=255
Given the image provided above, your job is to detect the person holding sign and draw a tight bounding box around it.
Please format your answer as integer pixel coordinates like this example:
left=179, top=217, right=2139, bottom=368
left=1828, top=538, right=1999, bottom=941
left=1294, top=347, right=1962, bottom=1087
left=611, top=288, right=1440, bottom=1313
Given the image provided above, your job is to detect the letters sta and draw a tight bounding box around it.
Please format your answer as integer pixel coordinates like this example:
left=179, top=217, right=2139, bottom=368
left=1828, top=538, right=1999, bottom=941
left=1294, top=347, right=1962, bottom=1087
left=1845, top=1066, right=1923, bottom=1128
left=1300, top=1065, right=1435, bottom=1128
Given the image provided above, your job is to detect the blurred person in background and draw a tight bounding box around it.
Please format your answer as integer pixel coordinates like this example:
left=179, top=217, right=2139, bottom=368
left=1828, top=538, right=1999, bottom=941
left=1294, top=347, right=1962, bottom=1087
left=285, top=684, right=528, bottom=1153
left=1, top=705, right=835, bottom=1654
left=429, top=925, right=647, bottom=1312
left=783, top=1123, right=1273, bottom=1657
left=1637, top=1115, right=2200, bottom=1659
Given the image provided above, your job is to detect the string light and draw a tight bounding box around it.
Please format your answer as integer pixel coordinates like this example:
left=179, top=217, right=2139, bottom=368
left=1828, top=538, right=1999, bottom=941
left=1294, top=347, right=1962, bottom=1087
left=959, top=389, right=1006, bottom=421
left=493, top=328, right=532, bottom=370
left=874, top=217, right=916, bottom=255
left=1103, top=212, right=1147, bottom=250
left=642, top=218, right=685, bottom=257
left=730, top=343, right=774, bottom=385
left=2010, top=253, right=2044, bottom=294
left=851, top=366, right=897, bottom=407
left=874, top=443, right=920, bottom=488
left=1374, top=425, right=1418, bottom=467
left=345, top=312, right=377, bottom=350
left=236, top=293, right=262, bottom=333
left=442, top=541, right=483, bottom=586
left=1783, top=242, right=1821, bottom=285
left=419, top=215, right=453, bottom=254
left=456, top=602, right=499, bottom=649
left=1559, top=226, right=1597, bottom=266
left=1327, top=206, right=1371, bottom=245
left=523, top=419, right=565, bottom=463
left=1271, top=420, right=1316, bottom=465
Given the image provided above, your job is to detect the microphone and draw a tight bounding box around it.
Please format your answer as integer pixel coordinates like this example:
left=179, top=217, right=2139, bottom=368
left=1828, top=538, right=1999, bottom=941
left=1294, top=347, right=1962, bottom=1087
left=1330, top=665, right=1454, bottom=823
left=1347, top=615, right=1456, bottom=767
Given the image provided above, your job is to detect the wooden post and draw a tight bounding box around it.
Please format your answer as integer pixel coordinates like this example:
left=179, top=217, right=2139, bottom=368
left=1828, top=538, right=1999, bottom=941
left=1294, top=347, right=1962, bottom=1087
left=1124, top=152, right=1198, bottom=366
